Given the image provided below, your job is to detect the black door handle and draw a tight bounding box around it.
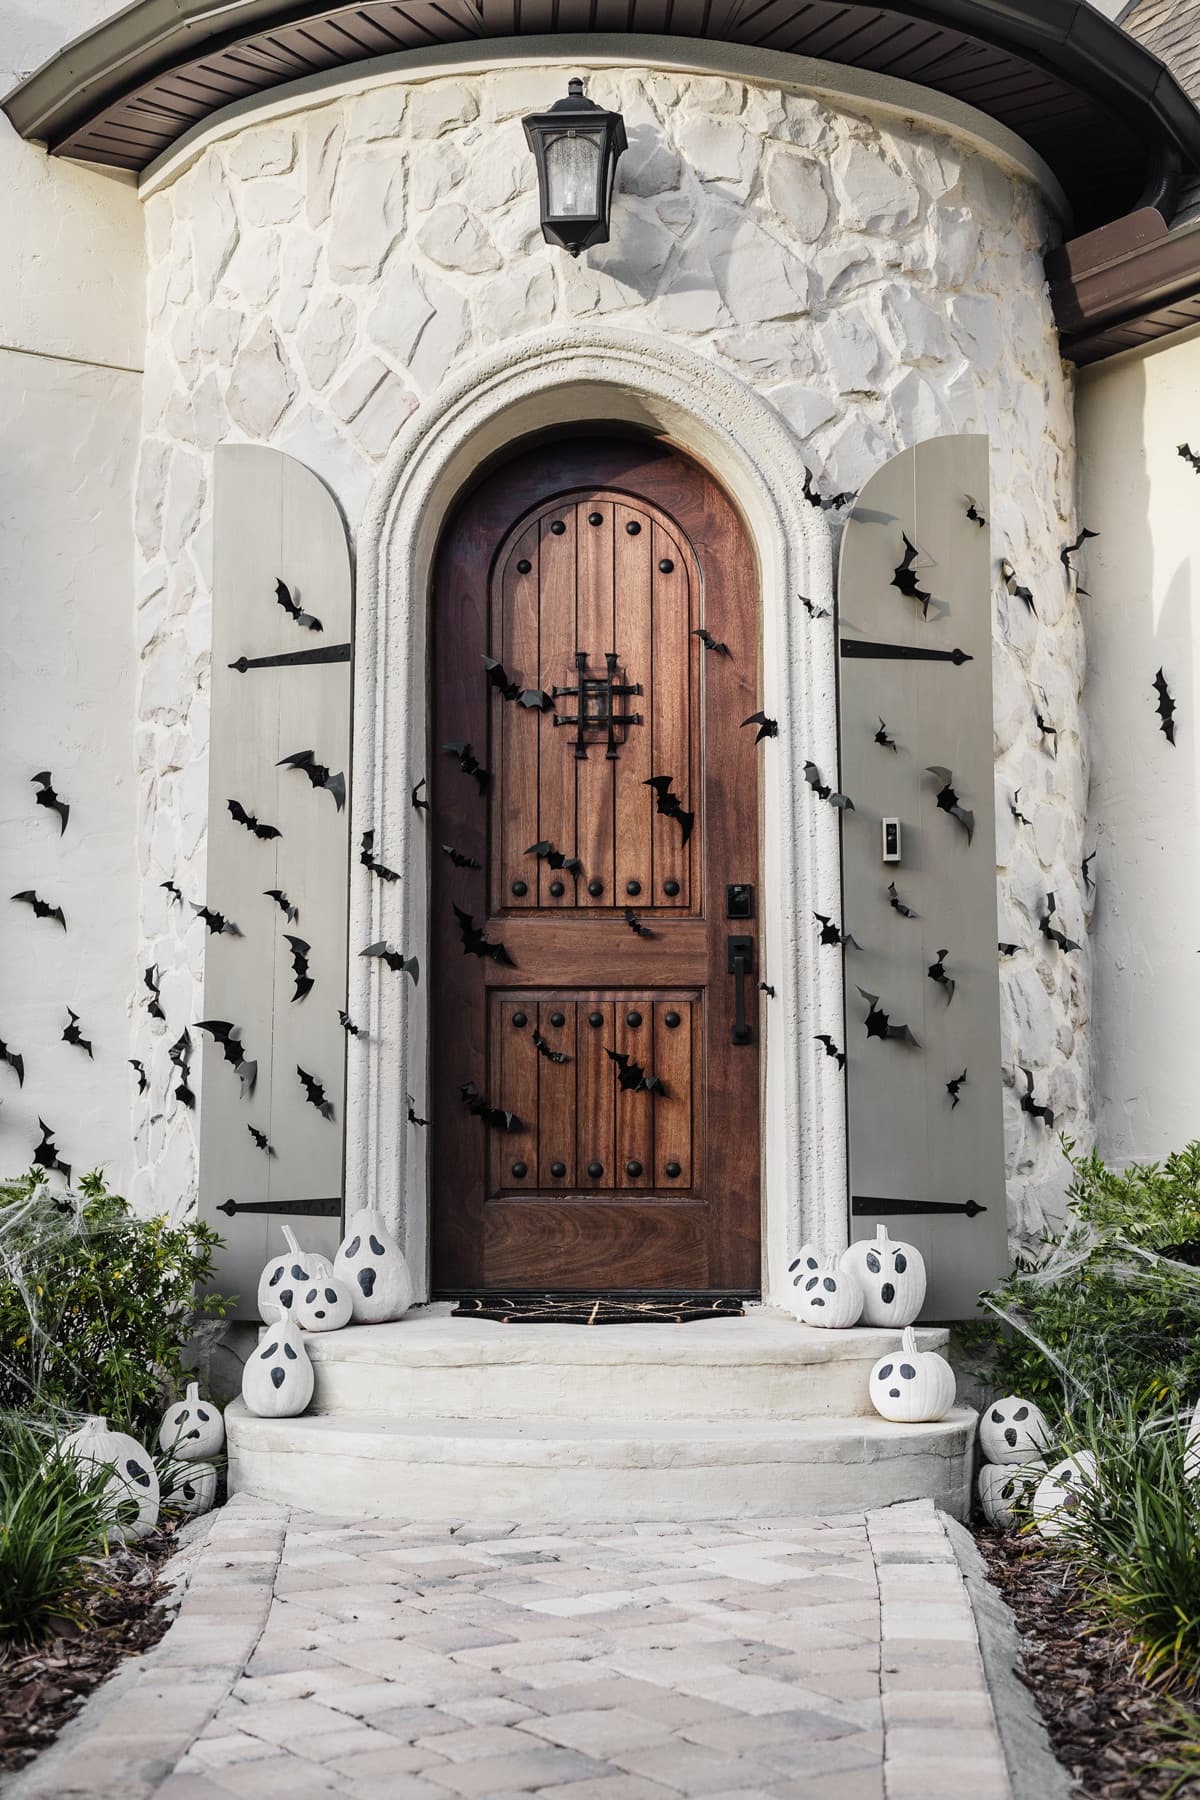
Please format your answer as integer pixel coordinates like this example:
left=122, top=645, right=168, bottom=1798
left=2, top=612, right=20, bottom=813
left=728, top=934, right=753, bottom=1045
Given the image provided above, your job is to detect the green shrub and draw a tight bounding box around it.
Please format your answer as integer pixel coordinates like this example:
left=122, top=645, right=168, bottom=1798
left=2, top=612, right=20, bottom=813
left=0, top=1415, right=115, bottom=1643
left=0, top=1168, right=229, bottom=1440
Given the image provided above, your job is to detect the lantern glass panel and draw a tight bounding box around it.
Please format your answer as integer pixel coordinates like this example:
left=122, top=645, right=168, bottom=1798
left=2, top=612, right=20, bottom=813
left=544, top=130, right=602, bottom=217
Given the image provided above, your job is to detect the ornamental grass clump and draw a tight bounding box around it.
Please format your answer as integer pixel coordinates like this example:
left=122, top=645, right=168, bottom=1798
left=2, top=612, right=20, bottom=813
left=0, top=1415, right=114, bottom=1644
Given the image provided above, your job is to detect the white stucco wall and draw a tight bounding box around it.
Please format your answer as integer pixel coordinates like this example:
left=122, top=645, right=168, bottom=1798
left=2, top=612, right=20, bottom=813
left=1078, top=328, right=1200, bottom=1167
left=128, top=57, right=1088, bottom=1254
left=0, top=5, right=145, bottom=1195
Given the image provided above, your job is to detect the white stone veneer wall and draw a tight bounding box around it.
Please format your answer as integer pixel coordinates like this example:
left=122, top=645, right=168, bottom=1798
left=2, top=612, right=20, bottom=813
left=132, top=61, right=1089, bottom=1245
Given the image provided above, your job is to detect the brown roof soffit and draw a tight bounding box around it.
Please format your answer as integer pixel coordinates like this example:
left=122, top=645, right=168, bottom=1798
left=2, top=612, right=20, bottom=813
left=1048, top=205, right=1200, bottom=360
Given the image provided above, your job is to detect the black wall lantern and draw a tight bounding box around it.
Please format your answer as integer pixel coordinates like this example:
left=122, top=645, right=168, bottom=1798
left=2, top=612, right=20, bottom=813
left=522, top=78, right=627, bottom=256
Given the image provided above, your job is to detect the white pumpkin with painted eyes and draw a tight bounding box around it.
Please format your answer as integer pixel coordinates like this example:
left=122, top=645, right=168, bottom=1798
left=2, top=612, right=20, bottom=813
left=1185, top=1396, right=1200, bottom=1482
left=157, top=1381, right=226, bottom=1460
left=787, top=1250, right=864, bottom=1328
left=1031, top=1452, right=1098, bottom=1539
left=58, top=1415, right=160, bottom=1543
left=162, top=1458, right=218, bottom=1519
left=334, top=1207, right=414, bottom=1324
left=257, top=1226, right=332, bottom=1325
left=294, top=1274, right=355, bottom=1332
left=868, top=1327, right=956, bottom=1423
left=840, top=1225, right=926, bottom=1327
left=242, top=1312, right=315, bottom=1418
left=979, top=1395, right=1053, bottom=1465
left=977, top=1461, right=1039, bottom=1528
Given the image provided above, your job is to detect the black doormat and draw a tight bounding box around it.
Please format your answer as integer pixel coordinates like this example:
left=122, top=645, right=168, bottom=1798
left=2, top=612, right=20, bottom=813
left=452, top=1295, right=746, bottom=1325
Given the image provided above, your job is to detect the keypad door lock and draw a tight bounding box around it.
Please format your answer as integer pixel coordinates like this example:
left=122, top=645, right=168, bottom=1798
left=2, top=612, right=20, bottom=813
left=726, top=883, right=754, bottom=919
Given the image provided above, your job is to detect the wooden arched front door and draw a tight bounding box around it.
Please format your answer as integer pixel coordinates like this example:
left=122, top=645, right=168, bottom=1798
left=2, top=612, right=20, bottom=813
left=431, top=437, right=761, bottom=1294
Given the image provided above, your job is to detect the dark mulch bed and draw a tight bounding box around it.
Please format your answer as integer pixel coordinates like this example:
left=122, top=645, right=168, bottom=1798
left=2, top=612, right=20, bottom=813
left=0, top=1527, right=181, bottom=1774
left=977, top=1526, right=1200, bottom=1798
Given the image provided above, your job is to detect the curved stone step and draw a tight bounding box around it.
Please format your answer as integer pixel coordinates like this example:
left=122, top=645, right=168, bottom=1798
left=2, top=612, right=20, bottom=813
left=225, top=1399, right=976, bottom=1523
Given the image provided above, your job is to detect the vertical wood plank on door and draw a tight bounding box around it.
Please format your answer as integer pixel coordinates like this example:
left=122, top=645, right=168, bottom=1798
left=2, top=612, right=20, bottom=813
left=576, top=997, right=615, bottom=1189
left=614, top=1001, right=653, bottom=1191
left=613, top=504, right=654, bottom=905
left=650, top=523, right=693, bottom=910
left=574, top=499, right=615, bottom=908
left=537, top=510, right=577, bottom=908
left=536, top=999, right=577, bottom=1187
left=653, top=997, right=694, bottom=1186
left=489, top=994, right=538, bottom=1195
left=494, top=528, right=540, bottom=914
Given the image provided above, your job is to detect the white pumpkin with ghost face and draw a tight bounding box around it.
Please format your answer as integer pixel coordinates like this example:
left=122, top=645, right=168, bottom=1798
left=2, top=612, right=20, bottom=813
left=58, top=1415, right=160, bottom=1543
left=157, top=1381, right=225, bottom=1461
left=162, top=1458, right=218, bottom=1519
left=979, top=1395, right=1053, bottom=1465
left=1031, top=1451, right=1098, bottom=1539
left=242, top=1312, right=315, bottom=1417
left=257, top=1226, right=333, bottom=1325
left=977, top=1461, right=1039, bottom=1528
left=1185, top=1396, right=1200, bottom=1482
left=334, top=1207, right=413, bottom=1324
left=294, top=1273, right=355, bottom=1333
left=840, top=1225, right=926, bottom=1327
left=868, top=1327, right=956, bottom=1423
left=787, top=1249, right=864, bottom=1328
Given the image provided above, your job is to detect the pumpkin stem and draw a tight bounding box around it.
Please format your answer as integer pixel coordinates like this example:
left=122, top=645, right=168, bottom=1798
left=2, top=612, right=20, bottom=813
left=186, top=1381, right=200, bottom=1401
left=875, top=1224, right=888, bottom=1244
left=282, top=1225, right=302, bottom=1256
left=901, top=1326, right=917, bottom=1354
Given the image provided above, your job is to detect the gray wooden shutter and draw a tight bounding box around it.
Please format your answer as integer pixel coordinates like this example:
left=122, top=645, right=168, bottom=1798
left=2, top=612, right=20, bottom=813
left=199, top=445, right=352, bottom=1318
left=837, top=434, right=1007, bottom=1318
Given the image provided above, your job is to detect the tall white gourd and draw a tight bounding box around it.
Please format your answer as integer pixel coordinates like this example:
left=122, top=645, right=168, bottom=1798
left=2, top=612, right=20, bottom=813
left=334, top=1208, right=413, bottom=1323
left=242, top=1312, right=315, bottom=1417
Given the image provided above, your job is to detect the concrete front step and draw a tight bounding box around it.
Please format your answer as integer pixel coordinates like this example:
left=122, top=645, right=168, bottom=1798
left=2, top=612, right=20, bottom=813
left=225, top=1401, right=977, bottom=1523
left=300, top=1303, right=952, bottom=1421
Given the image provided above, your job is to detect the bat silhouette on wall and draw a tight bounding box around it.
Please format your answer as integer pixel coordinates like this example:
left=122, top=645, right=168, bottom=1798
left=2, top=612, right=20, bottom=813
left=284, top=936, right=313, bottom=1002
left=62, top=1008, right=94, bottom=1058
left=814, top=913, right=861, bottom=949
left=1178, top=444, right=1200, bottom=474
left=625, top=908, right=652, bottom=937
left=228, top=799, right=281, bottom=841
left=891, top=534, right=932, bottom=618
left=964, top=495, right=987, bottom=528
left=693, top=628, right=731, bottom=655
left=1082, top=851, right=1096, bottom=895
left=275, top=577, right=322, bottom=633
left=412, top=777, right=428, bottom=813
left=1001, top=559, right=1036, bottom=615
left=360, top=830, right=400, bottom=882
left=815, top=1033, right=846, bottom=1069
left=532, top=1028, right=570, bottom=1065
left=1154, top=668, right=1178, bottom=744
left=459, top=1080, right=522, bottom=1131
left=927, top=949, right=955, bottom=1005
left=874, top=719, right=899, bottom=752
left=741, top=712, right=778, bottom=743
left=645, top=775, right=694, bottom=846
left=195, top=1020, right=258, bottom=1097
left=161, top=880, right=183, bottom=906
left=277, top=750, right=346, bottom=812
left=526, top=840, right=582, bottom=874
left=802, top=469, right=855, bottom=510
left=444, top=742, right=489, bottom=794
left=454, top=905, right=514, bottom=966
left=144, top=965, right=164, bottom=1021
left=407, top=1094, right=428, bottom=1127
left=1, top=1039, right=25, bottom=1086
left=34, top=1120, right=71, bottom=1184
left=31, top=772, right=69, bottom=834
left=129, top=1060, right=148, bottom=1095
left=360, top=942, right=420, bottom=983
left=999, top=941, right=1020, bottom=957
left=803, top=762, right=855, bottom=810
left=482, top=655, right=554, bottom=711
left=338, top=1009, right=363, bottom=1037
left=168, top=1031, right=195, bottom=1108
left=857, top=987, right=919, bottom=1046
left=926, top=767, right=975, bottom=843
left=298, top=1065, right=335, bottom=1120
left=946, top=1069, right=968, bottom=1108
left=1061, top=528, right=1098, bottom=593
left=441, top=843, right=481, bottom=870
left=265, top=889, right=299, bottom=923
left=12, top=891, right=66, bottom=929
left=799, top=595, right=831, bottom=620
left=1039, top=893, right=1081, bottom=953
left=759, top=982, right=776, bottom=998
left=1035, top=710, right=1058, bottom=756
left=1017, top=1066, right=1054, bottom=1128
left=1010, top=790, right=1032, bottom=827
left=193, top=904, right=242, bottom=937
left=605, top=1048, right=667, bottom=1095
left=887, top=882, right=917, bottom=919
left=248, top=1125, right=275, bottom=1157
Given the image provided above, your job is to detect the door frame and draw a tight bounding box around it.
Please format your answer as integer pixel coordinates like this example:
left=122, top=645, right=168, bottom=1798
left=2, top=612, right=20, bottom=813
left=348, top=327, right=844, bottom=1309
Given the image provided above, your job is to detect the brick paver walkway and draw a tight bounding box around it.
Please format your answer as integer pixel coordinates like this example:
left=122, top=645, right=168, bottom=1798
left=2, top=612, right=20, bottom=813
left=13, top=1496, right=1016, bottom=1800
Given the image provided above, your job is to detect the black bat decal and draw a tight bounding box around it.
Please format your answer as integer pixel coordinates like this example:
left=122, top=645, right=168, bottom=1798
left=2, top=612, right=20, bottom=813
left=12, top=891, right=66, bottom=929
left=526, top=840, right=582, bottom=874
left=275, top=576, right=322, bottom=633
left=168, top=1031, right=195, bottom=1109
left=802, top=762, right=855, bottom=811
left=800, top=594, right=831, bottom=619
left=760, top=982, right=776, bottom=998
left=228, top=799, right=281, bottom=841
left=444, top=741, right=489, bottom=794
left=874, top=719, right=898, bottom=752
left=193, top=904, right=242, bottom=937
left=1179, top=443, right=1200, bottom=474
left=298, top=1065, right=335, bottom=1120
left=891, top=534, right=932, bottom=619
left=693, top=627, right=731, bottom=656
left=454, top=905, right=514, bottom=966
left=645, top=775, right=694, bottom=846
left=604, top=1048, right=667, bottom=1095
left=412, top=777, right=428, bottom=813
left=1001, top=559, right=1036, bottom=615
left=1039, top=893, right=1081, bottom=954
left=532, top=1028, right=570, bottom=1065
left=482, top=655, right=554, bottom=712
left=964, top=495, right=987, bottom=528
left=265, top=888, right=299, bottom=923
left=887, top=882, right=917, bottom=919
left=999, top=941, right=1021, bottom=957
left=284, top=935, right=313, bottom=1002
left=926, top=767, right=974, bottom=844
left=161, top=880, right=183, bottom=907
left=1154, top=668, right=1178, bottom=744
left=814, top=912, right=861, bottom=950
left=857, top=987, right=919, bottom=1047
left=360, top=941, right=420, bottom=983
left=407, top=1094, right=428, bottom=1127
left=802, top=469, right=855, bottom=510
left=338, top=1009, right=363, bottom=1037
left=277, top=749, right=346, bottom=812
left=1061, top=528, right=1098, bottom=593
left=927, top=949, right=955, bottom=1005
left=946, top=1069, right=968, bottom=1108
left=248, top=1124, right=275, bottom=1157
left=62, top=1008, right=93, bottom=1059
left=742, top=712, right=778, bottom=743
left=31, top=771, right=68, bottom=835
left=1, top=1038, right=25, bottom=1087
left=815, top=1033, right=846, bottom=1070
left=195, top=1020, right=258, bottom=1097
left=129, top=1059, right=148, bottom=1095
left=1010, top=789, right=1032, bottom=827
left=625, top=908, right=652, bottom=937
left=360, top=829, right=400, bottom=883
left=459, top=1079, right=522, bottom=1132
left=1017, top=1066, right=1054, bottom=1128
left=33, top=1119, right=71, bottom=1184
left=1082, top=851, right=1096, bottom=895
left=144, top=964, right=164, bottom=1021
left=441, top=843, right=481, bottom=870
